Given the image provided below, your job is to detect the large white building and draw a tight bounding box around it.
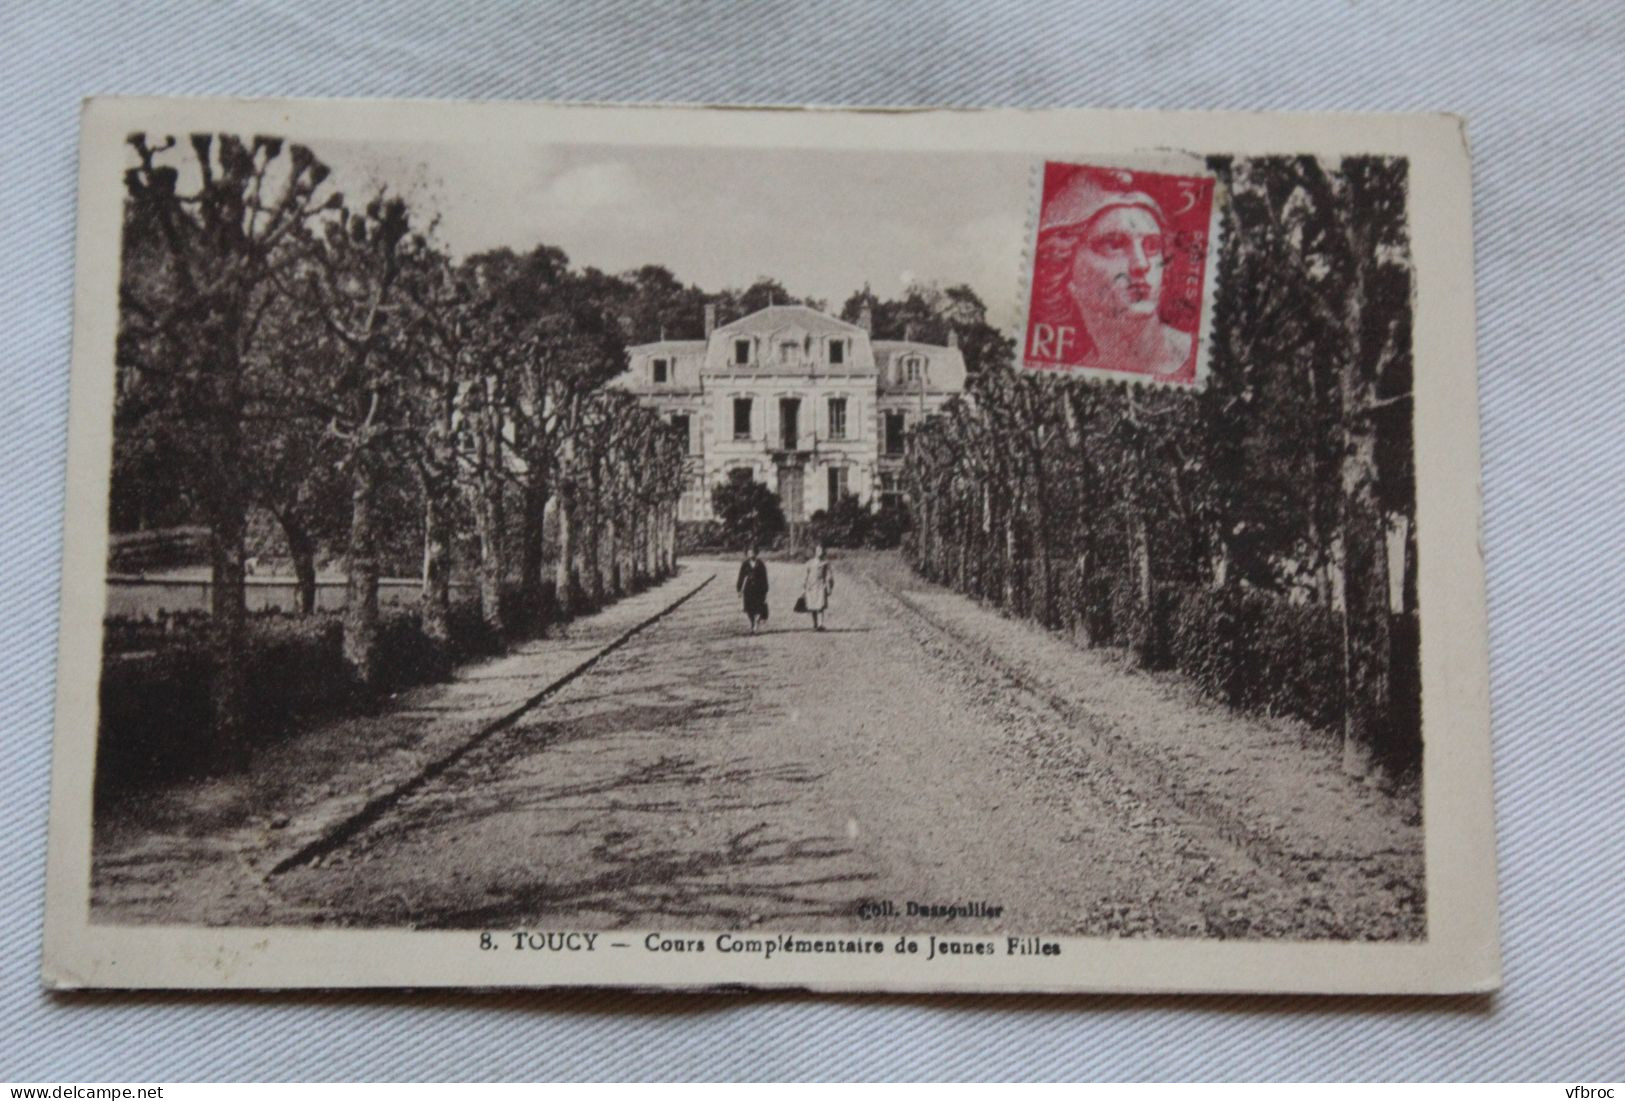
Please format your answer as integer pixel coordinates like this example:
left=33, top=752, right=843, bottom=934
left=612, top=303, right=967, bottom=522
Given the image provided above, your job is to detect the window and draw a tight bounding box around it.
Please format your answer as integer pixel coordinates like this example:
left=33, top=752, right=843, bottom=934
left=879, top=472, right=902, bottom=508
left=828, top=397, right=848, bottom=440
left=903, top=356, right=924, bottom=384
left=829, top=339, right=845, bottom=365
left=885, top=411, right=907, bottom=456
left=827, top=466, right=849, bottom=507
left=779, top=340, right=799, bottom=365
left=671, top=414, right=691, bottom=453
left=651, top=357, right=669, bottom=384
left=779, top=398, right=800, bottom=450
left=734, top=339, right=751, bottom=365
left=733, top=397, right=753, bottom=440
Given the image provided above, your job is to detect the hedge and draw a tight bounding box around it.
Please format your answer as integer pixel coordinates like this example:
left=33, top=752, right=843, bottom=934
left=1153, top=583, right=1418, bottom=768
left=944, top=552, right=1421, bottom=771
left=1158, top=584, right=1346, bottom=730
left=95, top=597, right=508, bottom=796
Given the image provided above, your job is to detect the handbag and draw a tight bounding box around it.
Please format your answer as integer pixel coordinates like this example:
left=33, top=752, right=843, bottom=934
left=793, top=595, right=808, bottom=613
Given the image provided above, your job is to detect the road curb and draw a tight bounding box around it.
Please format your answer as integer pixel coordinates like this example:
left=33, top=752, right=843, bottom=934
left=266, top=570, right=716, bottom=877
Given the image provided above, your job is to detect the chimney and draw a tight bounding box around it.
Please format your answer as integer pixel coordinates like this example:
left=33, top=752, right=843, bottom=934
left=858, top=304, right=873, bottom=334
left=904, top=321, right=916, bottom=342
left=947, top=328, right=959, bottom=349
left=703, top=303, right=716, bottom=338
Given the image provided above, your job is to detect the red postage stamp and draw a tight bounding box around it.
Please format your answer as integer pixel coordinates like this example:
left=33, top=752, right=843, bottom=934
left=1022, top=160, right=1217, bottom=387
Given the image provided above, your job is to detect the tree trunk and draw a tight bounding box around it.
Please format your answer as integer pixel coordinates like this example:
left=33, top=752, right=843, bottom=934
left=584, top=496, right=604, bottom=606
left=519, top=476, right=548, bottom=619
left=1002, top=500, right=1019, bottom=611
left=957, top=503, right=970, bottom=590
left=1402, top=511, right=1419, bottom=615
left=655, top=502, right=668, bottom=577
left=207, top=508, right=249, bottom=772
left=1130, top=508, right=1154, bottom=664
left=421, top=491, right=452, bottom=645
left=1338, top=407, right=1391, bottom=778
left=640, top=507, right=654, bottom=581
left=1338, top=244, right=1394, bottom=779
left=1306, top=503, right=1335, bottom=607
left=640, top=509, right=653, bottom=587
left=640, top=504, right=653, bottom=584
left=472, top=414, right=506, bottom=636
left=555, top=482, right=576, bottom=617
left=343, top=462, right=380, bottom=690
left=1074, top=547, right=1095, bottom=646
left=975, top=509, right=989, bottom=599
left=1033, top=463, right=1055, bottom=627
left=278, top=510, right=318, bottom=616
left=666, top=500, right=677, bottom=574
left=473, top=483, right=505, bottom=635
left=922, top=494, right=936, bottom=580
left=203, top=332, right=250, bottom=773
left=623, top=512, right=637, bottom=590
left=654, top=504, right=665, bottom=578
left=605, top=515, right=621, bottom=596
left=643, top=506, right=656, bottom=578
left=648, top=506, right=660, bottom=580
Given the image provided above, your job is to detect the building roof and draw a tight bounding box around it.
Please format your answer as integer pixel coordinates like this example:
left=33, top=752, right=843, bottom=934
left=703, top=361, right=875, bottom=377
left=872, top=339, right=968, bottom=393
left=618, top=304, right=967, bottom=393
left=717, top=304, right=865, bottom=336
left=637, top=340, right=708, bottom=354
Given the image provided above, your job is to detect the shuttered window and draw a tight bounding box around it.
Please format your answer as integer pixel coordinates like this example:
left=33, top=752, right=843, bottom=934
left=827, top=466, right=849, bottom=507
left=885, top=412, right=906, bottom=455
left=828, top=397, right=847, bottom=440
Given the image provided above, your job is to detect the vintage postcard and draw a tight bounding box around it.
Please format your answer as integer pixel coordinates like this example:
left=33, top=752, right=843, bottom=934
left=43, top=97, right=1497, bottom=993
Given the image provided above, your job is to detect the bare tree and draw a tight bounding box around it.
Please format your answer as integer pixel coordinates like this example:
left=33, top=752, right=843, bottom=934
left=288, top=193, right=420, bottom=688
left=119, top=132, right=337, bottom=767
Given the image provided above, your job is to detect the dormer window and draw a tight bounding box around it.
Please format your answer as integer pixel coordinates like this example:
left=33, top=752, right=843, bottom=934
left=734, top=339, right=751, bottom=365
left=778, top=340, right=799, bottom=365
left=651, top=357, right=669, bottom=384
left=829, top=339, right=845, bottom=366
left=903, top=355, right=925, bottom=384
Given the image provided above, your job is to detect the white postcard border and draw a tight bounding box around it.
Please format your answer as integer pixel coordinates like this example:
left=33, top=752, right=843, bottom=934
left=44, top=97, right=1497, bottom=993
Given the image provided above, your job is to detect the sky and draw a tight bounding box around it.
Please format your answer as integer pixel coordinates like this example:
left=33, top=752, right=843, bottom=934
left=317, top=139, right=1035, bottom=329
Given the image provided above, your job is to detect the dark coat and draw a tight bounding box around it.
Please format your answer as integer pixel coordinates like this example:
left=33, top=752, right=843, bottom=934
left=736, top=557, right=769, bottom=618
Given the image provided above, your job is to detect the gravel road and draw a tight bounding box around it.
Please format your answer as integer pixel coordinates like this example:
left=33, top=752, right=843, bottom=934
left=240, top=552, right=1423, bottom=940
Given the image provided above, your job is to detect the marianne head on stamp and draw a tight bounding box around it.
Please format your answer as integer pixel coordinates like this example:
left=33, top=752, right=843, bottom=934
left=1026, top=163, right=1214, bottom=385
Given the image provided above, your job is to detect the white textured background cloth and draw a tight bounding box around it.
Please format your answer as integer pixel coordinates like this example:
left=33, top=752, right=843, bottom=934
left=3, top=0, right=1622, bottom=1081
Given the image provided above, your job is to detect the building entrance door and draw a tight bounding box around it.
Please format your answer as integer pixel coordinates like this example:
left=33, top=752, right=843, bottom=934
left=779, top=398, right=800, bottom=451
left=777, top=465, right=804, bottom=522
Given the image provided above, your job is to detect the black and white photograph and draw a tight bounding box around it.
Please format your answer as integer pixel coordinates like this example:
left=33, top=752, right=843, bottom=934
left=43, top=98, right=1496, bottom=993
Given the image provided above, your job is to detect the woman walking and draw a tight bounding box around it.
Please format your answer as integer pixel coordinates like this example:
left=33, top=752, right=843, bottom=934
left=736, top=545, right=769, bottom=634
left=801, top=542, right=835, bottom=631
